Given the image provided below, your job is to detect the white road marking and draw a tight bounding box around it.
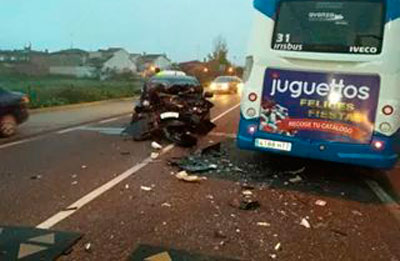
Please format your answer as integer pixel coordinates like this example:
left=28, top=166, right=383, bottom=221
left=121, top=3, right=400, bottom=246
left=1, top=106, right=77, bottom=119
left=0, top=114, right=131, bottom=149
left=57, top=126, right=87, bottom=135
left=78, top=127, right=125, bottom=135
left=0, top=137, right=38, bottom=150
left=36, top=103, right=240, bottom=229
left=98, top=115, right=130, bottom=124
left=364, top=179, right=400, bottom=224
left=211, top=103, right=240, bottom=123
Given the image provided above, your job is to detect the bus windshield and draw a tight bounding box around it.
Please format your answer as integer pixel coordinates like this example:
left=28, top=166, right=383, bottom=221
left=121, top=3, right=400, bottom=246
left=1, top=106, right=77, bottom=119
left=272, top=0, right=385, bottom=54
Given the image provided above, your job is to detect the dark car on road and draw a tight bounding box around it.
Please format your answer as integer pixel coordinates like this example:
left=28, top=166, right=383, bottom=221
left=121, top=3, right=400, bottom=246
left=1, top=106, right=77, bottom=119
left=0, top=87, right=29, bottom=137
left=209, top=76, right=243, bottom=94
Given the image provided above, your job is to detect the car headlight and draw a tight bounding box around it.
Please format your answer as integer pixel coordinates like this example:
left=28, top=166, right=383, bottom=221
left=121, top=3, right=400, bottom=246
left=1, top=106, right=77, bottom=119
left=221, top=83, right=229, bottom=90
left=142, top=100, right=150, bottom=107
left=21, top=96, right=30, bottom=104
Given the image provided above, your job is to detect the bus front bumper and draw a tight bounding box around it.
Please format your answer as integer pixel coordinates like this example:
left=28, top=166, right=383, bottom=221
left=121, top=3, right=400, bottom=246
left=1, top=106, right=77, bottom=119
left=237, top=116, right=399, bottom=169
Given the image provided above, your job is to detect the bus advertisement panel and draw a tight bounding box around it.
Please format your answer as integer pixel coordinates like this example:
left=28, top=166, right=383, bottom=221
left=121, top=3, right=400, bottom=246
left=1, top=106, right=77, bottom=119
left=260, top=68, right=380, bottom=144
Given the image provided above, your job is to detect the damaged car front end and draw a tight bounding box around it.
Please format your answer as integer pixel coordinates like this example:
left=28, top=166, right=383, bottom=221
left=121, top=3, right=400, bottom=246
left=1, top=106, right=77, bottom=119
left=125, top=75, right=215, bottom=147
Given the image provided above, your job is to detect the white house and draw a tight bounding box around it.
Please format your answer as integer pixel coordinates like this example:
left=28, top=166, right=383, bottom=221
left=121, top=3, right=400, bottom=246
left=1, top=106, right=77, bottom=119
left=136, top=54, right=172, bottom=72
left=101, top=49, right=137, bottom=73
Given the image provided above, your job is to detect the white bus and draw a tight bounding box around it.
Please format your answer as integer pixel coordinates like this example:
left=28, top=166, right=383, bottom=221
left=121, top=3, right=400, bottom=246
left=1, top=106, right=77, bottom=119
left=237, top=0, right=400, bottom=168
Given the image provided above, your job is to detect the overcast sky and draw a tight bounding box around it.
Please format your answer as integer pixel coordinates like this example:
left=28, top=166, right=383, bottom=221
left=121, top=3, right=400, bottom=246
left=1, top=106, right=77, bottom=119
left=0, top=0, right=253, bottom=64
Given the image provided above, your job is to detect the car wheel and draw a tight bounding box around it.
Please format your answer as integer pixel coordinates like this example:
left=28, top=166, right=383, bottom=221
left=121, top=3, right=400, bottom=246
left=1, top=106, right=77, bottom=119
left=0, top=114, right=17, bottom=137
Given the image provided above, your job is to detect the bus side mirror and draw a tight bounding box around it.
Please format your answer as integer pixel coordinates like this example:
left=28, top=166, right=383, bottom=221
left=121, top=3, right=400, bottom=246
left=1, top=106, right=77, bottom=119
left=204, top=91, right=214, bottom=98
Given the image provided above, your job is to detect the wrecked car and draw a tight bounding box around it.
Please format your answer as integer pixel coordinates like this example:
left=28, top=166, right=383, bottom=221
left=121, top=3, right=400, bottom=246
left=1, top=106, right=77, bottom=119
left=0, top=87, right=29, bottom=137
left=125, top=74, right=215, bottom=147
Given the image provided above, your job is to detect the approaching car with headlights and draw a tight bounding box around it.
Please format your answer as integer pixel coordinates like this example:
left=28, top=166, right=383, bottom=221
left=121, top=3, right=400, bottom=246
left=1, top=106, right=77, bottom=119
left=0, top=87, right=29, bottom=137
left=209, top=76, right=243, bottom=94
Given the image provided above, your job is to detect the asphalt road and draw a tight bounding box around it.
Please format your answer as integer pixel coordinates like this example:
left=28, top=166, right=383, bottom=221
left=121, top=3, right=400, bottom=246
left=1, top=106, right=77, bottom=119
left=0, top=94, right=399, bottom=261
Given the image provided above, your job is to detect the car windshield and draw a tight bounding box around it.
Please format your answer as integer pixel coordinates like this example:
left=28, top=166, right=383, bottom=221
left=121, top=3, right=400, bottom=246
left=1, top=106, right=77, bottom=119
left=272, top=0, right=385, bottom=54
left=215, top=76, right=240, bottom=83
left=149, top=77, right=200, bottom=87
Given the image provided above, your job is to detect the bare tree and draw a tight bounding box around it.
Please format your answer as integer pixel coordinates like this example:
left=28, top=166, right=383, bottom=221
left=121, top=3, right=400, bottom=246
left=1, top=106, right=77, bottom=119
left=207, top=35, right=230, bottom=66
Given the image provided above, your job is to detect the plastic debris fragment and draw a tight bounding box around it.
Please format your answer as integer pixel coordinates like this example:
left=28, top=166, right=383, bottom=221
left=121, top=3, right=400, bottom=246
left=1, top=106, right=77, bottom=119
left=315, top=200, right=327, bottom=207
left=141, top=186, right=153, bottom=192
left=151, top=141, right=163, bottom=150
left=175, top=171, right=206, bottom=183
left=300, top=218, right=311, bottom=228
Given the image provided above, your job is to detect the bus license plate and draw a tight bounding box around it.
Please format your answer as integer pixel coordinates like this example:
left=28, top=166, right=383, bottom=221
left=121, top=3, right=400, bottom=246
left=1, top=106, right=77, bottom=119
left=255, top=139, right=292, bottom=152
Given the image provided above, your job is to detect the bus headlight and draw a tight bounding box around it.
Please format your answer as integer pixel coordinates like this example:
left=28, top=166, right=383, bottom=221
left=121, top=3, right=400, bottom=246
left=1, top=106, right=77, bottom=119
left=246, top=107, right=257, bottom=118
left=379, top=122, right=392, bottom=133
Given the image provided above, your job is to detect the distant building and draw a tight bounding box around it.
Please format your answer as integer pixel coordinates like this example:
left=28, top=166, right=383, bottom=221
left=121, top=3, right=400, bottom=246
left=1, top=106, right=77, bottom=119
left=129, top=53, right=141, bottom=63
left=0, top=46, right=46, bottom=63
left=99, top=48, right=137, bottom=74
left=178, top=60, right=211, bottom=83
left=47, top=49, right=96, bottom=78
left=136, top=54, right=172, bottom=74
left=48, top=48, right=89, bottom=66
left=179, top=60, right=206, bottom=73
left=48, top=48, right=137, bottom=78
left=0, top=46, right=50, bottom=76
left=0, top=46, right=173, bottom=79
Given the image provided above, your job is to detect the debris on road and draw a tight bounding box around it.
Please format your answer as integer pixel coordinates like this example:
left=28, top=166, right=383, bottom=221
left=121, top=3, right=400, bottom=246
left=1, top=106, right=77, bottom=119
left=285, top=167, right=306, bottom=175
left=71, top=181, right=78, bottom=186
left=151, top=152, right=160, bottom=160
left=125, top=184, right=130, bottom=190
left=169, top=142, right=246, bottom=178
left=315, top=200, right=327, bottom=207
left=274, top=242, right=281, bottom=251
left=257, top=222, right=271, bottom=227
left=84, top=243, right=92, bottom=252
left=352, top=210, right=363, bottom=216
left=81, top=165, right=87, bottom=170
left=161, top=202, right=172, bottom=208
left=201, top=142, right=222, bottom=156
left=330, top=228, right=348, bottom=237
left=241, top=183, right=255, bottom=190
left=30, top=175, right=42, bottom=180
left=175, top=171, right=206, bottom=183
left=214, top=230, right=227, bottom=239
left=242, top=190, right=253, bottom=197
left=206, top=195, right=214, bottom=200
left=289, top=175, right=303, bottom=184
left=300, top=218, right=311, bottom=228
left=123, top=114, right=153, bottom=141
left=141, top=186, right=153, bottom=192
left=151, top=141, right=163, bottom=150
left=71, top=174, right=78, bottom=179
left=173, top=161, right=218, bottom=173
left=270, top=254, right=277, bottom=259
left=230, top=197, right=260, bottom=211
